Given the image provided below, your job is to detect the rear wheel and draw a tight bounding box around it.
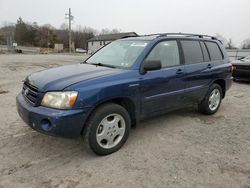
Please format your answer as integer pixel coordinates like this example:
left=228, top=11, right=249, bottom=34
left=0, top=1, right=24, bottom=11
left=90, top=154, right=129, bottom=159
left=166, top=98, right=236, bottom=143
left=83, top=103, right=131, bottom=155
left=198, top=83, right=222, bottom=115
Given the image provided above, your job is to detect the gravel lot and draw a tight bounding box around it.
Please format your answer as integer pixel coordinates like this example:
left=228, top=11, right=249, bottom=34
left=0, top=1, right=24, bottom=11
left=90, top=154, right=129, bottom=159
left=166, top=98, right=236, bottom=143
left=0, top=54, right=249, bottom=188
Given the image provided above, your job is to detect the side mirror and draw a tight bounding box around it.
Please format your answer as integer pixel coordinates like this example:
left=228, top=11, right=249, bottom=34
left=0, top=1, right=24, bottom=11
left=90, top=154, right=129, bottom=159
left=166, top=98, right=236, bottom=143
left=141, top=60, right=162, bottom=74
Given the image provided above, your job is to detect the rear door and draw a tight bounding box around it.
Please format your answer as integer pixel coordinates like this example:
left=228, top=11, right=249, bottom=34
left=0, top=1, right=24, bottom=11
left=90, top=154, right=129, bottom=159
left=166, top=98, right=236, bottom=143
left=181, top=40, right=213, bottom=103
left=139, top=40, right=186, bottom=118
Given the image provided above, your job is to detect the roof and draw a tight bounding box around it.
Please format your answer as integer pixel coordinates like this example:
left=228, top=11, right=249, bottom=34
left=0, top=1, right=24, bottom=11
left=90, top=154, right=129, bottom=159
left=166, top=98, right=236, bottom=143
left=88, top=32, right=138, bottom=42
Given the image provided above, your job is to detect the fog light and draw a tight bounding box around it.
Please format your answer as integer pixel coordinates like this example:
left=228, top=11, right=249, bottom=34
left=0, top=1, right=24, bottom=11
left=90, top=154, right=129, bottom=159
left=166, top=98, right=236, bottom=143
left=40, top=119, right=52, bottom=131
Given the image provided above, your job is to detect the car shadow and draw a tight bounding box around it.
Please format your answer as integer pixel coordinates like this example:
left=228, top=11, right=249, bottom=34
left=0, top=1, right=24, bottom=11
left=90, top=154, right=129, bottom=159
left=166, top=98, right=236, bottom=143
left=233, top=80, right=250, bottom=84
left=8, top=105, right=223, bottom=167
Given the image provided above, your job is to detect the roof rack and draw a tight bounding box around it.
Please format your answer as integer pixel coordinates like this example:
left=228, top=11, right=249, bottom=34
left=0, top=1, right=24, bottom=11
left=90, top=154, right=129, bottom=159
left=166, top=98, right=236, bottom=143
left=156, top=33, right=218, bottom=40
left=139, top=33, right=162, bottom=37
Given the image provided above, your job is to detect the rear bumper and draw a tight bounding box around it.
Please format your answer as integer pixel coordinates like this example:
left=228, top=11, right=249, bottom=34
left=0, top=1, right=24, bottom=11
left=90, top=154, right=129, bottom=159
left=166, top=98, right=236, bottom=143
left=224, top=75, right=233, bottom=92
left=16, top=93, right=90, bottom=138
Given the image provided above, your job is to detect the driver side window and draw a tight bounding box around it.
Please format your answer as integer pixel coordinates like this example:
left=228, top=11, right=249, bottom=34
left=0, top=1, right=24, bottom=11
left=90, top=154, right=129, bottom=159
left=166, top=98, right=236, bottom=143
left=146, top=40, right=180, bottom=68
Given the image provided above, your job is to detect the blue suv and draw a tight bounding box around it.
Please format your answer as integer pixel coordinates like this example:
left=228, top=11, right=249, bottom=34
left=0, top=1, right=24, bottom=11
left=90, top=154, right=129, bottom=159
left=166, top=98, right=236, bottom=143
left=16, top=33, right=233, bottom=155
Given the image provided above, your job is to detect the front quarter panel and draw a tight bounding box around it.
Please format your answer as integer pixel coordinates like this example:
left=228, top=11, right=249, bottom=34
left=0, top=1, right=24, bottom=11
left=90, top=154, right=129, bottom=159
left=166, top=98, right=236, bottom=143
left=65, top=70, right=141, bottom=113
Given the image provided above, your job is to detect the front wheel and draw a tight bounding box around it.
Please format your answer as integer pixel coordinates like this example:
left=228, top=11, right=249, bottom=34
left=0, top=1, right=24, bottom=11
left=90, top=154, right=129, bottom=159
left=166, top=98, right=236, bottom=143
left=83, top=103, right=131, bottom=155
left=198, top=83, right=222, bottom=115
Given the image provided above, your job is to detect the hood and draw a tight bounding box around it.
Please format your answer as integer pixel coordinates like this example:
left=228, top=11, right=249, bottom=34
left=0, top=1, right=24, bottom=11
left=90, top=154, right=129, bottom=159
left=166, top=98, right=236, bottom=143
left=26, top=63, right=121, bottom=92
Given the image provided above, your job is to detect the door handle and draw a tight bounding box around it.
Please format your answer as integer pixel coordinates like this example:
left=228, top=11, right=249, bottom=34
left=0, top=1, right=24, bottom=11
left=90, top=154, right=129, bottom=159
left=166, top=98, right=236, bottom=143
left=176, top=69, right=184, bottom=74
left=207, top=64, right=212, bottom=69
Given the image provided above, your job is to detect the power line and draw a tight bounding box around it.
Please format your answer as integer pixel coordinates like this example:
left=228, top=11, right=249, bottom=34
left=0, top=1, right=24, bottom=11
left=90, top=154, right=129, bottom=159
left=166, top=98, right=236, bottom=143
left=65, top=8, right=74, bottom=53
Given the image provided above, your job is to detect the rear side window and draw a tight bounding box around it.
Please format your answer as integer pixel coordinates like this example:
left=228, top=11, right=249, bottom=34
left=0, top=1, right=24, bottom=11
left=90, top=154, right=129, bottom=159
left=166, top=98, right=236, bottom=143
left=146, top=40, right=180, bottom=68
left=205, top=41, right=223, bottom=61
left=181, top=40, right=203, bottom=64
left=200, top=42, right=210, bottom=62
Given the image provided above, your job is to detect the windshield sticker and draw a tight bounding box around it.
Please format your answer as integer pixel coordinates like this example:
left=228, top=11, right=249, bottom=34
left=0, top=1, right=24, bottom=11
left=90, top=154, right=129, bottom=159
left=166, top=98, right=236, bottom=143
left=121, top=62, right=130, bottom=67
left=131, top=43, right=147, bottom=47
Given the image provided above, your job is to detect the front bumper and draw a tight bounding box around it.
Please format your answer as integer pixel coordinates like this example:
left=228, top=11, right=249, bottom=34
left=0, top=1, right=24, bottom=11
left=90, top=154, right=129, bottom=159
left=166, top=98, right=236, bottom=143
left=16, top=93, right=90, bottom=138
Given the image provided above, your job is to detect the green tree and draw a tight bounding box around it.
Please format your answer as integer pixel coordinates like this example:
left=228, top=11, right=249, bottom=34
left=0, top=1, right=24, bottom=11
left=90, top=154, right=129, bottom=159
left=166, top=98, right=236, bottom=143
left=14, top=17, right=36, bottom=45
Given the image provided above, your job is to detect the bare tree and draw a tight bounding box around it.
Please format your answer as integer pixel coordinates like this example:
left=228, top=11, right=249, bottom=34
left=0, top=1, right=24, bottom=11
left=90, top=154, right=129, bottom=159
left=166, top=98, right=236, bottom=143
left=34, top=25, right=57, bottom=48
left=0, top=35, right=4, bottom=44
left=0, top=22, right=15, bottom=48
left=226, top=38, right=237, bottom=49
left=60, top=23, right=68, bottom=30
left=55, top=24, right=96, bottom=49
left=99, top=28, right=121, bottom=35
left=72, top=25, right=96, bottom=49
left=214, top=33, right=227, bottom=47
left=241, top=38, right=250, bottom=49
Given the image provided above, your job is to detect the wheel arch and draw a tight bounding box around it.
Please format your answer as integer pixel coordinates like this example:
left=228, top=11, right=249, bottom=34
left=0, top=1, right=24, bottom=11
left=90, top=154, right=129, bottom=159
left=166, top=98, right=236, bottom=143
left=81, top=97, right=137, bottom=135
left=213, top=79, right=226, bottom=98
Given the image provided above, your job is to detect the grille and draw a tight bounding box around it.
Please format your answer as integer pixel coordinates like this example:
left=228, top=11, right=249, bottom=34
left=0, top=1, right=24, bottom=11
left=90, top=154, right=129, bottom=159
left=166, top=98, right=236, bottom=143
left=22, top=82, right=39, bottom=105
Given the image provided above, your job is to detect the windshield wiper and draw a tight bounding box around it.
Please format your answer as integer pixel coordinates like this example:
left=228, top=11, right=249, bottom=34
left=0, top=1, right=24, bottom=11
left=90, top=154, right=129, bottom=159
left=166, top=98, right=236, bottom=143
left=88, top=62, right=117, bottom=68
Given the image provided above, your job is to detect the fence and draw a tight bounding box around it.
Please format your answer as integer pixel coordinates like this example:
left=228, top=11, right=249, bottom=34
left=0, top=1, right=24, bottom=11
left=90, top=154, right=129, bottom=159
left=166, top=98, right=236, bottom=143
left=0, top=45, right=40, bottom=53
left=227, top=49, right=250, bottom=61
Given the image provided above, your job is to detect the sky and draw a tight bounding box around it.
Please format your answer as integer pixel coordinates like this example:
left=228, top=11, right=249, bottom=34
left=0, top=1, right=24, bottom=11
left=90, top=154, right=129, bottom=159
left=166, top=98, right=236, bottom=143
left=0, top=0, right=250, bottom=47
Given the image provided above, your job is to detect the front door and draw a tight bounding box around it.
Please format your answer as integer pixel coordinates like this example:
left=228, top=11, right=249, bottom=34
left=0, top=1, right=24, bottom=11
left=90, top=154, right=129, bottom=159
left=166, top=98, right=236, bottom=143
left=139, top=40, right=185, bottom=118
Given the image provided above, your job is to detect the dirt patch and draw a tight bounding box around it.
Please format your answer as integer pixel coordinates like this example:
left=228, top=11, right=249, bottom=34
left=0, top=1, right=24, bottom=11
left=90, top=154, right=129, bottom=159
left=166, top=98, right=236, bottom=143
left=0, top=162, right=32, bottom=176
left=5, top=63, right=59, bottom=72
left=196, top=115, right=226, bottom=124
left=219, top=164, right=250, bottom=176
left=31, top=63, right=60, bottom=69
left=0, top=90, right=9, bottom=94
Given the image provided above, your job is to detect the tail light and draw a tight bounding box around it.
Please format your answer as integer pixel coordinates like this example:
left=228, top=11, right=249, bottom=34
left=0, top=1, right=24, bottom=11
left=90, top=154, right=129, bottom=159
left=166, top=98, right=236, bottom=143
left=231, top=64, right=236, bottom=73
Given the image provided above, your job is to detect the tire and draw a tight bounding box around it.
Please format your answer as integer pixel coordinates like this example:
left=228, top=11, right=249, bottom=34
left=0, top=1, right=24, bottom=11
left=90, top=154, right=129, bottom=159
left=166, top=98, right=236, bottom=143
left=198, top=83, right=222, bottom=115
left=83, top=103, right=131, bottom=155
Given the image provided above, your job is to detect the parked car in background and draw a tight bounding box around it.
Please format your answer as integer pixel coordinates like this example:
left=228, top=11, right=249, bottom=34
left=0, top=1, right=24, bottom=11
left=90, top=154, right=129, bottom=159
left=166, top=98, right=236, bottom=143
left=16, top=33, right=233, bottom=155
left=232, top=54, right=250, bottom=81
left=76, top=48, right=87, bottom=53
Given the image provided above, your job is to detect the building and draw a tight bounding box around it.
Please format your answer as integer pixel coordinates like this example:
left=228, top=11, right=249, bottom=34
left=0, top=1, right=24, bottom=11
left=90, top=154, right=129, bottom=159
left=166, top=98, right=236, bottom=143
left=87, top=32, right=138, bottom=54
left=54, top=43, right=64, bottom=53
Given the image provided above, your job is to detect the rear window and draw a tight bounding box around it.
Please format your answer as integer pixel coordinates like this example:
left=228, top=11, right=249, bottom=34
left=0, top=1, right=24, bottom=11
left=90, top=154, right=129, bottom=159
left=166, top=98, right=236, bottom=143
left=205, top=41, right=223, bottom=61
left=181, top=40, right=203, bottom=64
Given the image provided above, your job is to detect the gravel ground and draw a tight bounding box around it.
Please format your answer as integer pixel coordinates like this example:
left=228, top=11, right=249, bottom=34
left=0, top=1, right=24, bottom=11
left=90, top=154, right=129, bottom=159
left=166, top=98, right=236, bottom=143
left=0, top=54, right=249, bottom=188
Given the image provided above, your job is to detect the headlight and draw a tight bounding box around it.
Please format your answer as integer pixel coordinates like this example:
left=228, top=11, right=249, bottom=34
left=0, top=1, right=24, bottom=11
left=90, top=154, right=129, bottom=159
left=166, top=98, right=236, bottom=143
left=41, top=91, right=78, bottom=109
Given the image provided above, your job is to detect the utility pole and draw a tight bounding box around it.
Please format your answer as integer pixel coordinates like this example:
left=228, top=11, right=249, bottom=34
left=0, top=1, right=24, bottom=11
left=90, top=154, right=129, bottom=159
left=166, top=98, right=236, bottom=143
left=65, top=8, right=73, bottom=53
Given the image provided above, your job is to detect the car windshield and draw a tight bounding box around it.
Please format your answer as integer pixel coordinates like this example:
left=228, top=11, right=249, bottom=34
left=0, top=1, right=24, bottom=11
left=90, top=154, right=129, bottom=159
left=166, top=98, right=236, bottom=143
left=86, top=40, right=148, bottom=69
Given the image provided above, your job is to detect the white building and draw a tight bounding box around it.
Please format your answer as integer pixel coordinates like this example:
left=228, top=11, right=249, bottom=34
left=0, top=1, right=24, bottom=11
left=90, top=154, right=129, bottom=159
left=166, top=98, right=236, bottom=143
left=87, top=32, right=138, bottom=54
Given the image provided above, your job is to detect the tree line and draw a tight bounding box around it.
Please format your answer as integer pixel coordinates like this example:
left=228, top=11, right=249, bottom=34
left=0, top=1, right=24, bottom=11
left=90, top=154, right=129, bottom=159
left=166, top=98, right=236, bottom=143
left=215, top=34, right=250, bottom=49
left=0, top=17, right=250, bottom=50
left=0, top=17, right=121, bottom=50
